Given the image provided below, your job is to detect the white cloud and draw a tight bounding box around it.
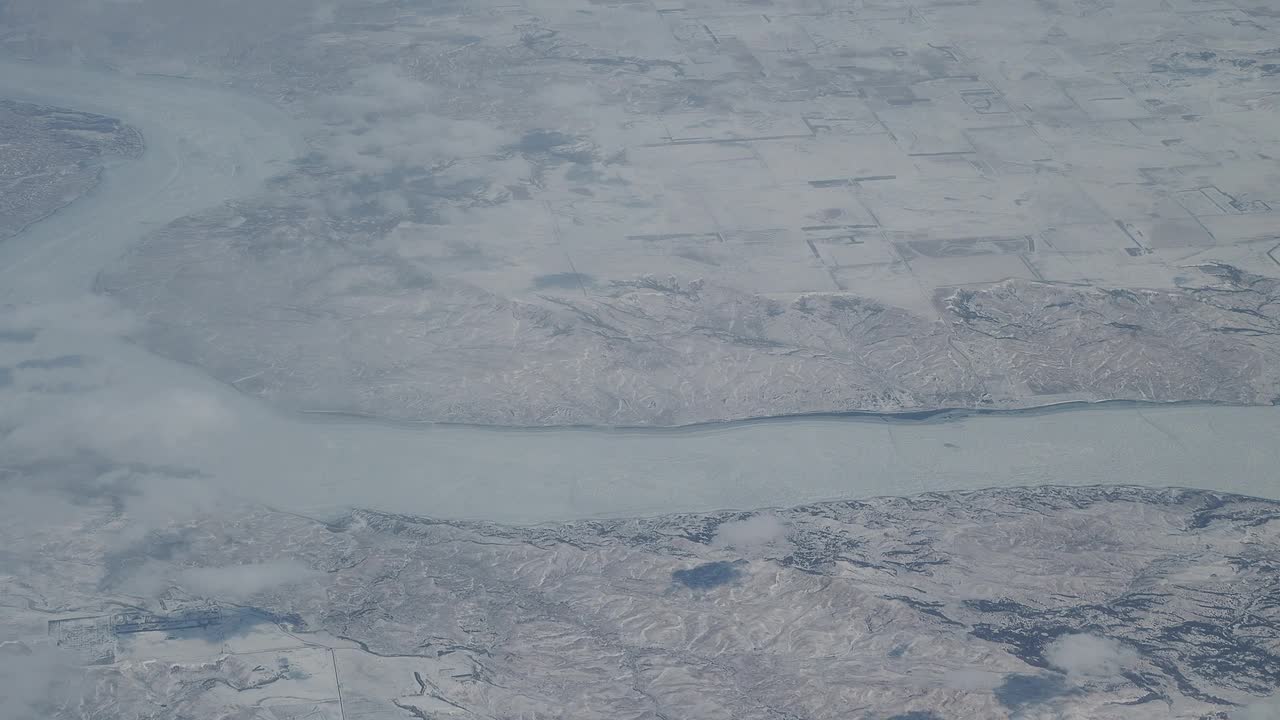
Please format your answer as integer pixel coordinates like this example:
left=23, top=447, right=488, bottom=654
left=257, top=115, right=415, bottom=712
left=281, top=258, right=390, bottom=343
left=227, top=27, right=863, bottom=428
left=1045, top=633, right=1139, bottom=680
left=712, top=513, right=791, bottom=553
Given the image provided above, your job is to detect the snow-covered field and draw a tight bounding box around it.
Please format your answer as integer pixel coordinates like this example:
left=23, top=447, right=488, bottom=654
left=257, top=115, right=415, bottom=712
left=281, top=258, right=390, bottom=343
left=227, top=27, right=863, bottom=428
left=0, top=62, right=1276, bottom=526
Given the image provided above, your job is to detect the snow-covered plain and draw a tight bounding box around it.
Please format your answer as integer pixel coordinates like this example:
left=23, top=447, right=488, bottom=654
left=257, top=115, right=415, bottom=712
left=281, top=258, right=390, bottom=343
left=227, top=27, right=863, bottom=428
left=3, top=17, right=1280, bottom=718
left=0, top=61, right=1277, bottom=525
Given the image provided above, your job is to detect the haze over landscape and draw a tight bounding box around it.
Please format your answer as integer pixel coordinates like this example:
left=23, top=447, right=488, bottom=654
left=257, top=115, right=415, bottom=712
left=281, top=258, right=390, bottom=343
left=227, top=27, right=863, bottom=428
left=1, top=0, right=1279, bottom=717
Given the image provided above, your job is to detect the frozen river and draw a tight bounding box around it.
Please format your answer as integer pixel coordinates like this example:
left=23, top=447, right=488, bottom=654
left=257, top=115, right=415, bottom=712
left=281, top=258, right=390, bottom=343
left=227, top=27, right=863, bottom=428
left=2, top=61, right=1277, bottom=523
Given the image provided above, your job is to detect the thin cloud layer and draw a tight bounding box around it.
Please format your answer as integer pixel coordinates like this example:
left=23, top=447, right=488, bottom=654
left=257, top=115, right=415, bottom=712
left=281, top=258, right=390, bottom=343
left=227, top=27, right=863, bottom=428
left=120, top=560, right=323, bottom=601
left=0, top=295, right=140, bottom=337
left=177, top=561, right=323, bottom=601
left=0, top=642, right=82, bottom=720
left=1233, top=695, right=1280, bottom=720
left=2, top=387, right=232, bottom=463
left=318, top=64, right=514, bottom=176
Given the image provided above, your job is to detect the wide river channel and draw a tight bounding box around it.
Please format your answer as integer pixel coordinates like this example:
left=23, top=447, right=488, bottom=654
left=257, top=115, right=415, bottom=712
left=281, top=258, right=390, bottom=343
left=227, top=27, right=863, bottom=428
left=2, top=61, right=1277, bottom=523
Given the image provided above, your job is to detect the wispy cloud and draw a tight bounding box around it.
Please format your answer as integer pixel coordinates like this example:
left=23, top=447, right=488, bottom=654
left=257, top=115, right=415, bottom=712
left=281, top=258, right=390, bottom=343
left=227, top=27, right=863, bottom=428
left=2, top=387, right=232, bottom=462
left=0, top=295, right=140, bottom=337
left=316, top=64, right=513, bottom=176
left=1233, top=695, right=1280, bottom=720
left=0, top=642, right=83, bottom=720
left=178, top=561, right=323, bottom=600
left=122, top=560, right=323, bottom=601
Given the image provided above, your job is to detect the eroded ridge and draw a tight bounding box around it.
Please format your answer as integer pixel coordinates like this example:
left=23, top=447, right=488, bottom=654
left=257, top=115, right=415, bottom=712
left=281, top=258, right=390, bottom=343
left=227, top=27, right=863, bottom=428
left=10, top=486, right=1278, bottom=719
